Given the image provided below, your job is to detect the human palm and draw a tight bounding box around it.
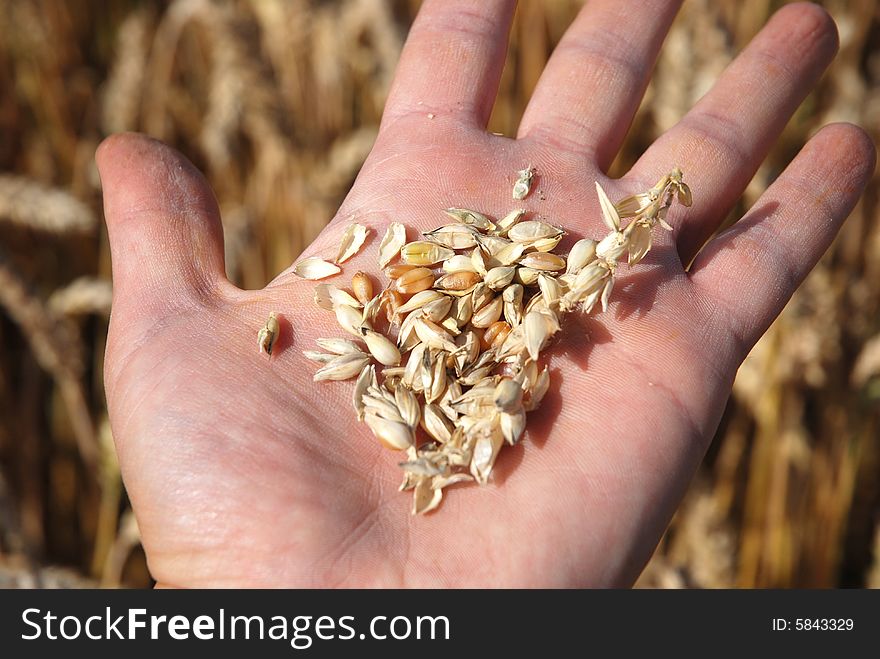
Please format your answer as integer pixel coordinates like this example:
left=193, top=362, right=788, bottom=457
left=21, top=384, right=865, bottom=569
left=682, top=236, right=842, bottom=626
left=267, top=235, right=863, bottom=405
left=98, top=1, right=873, bottom=587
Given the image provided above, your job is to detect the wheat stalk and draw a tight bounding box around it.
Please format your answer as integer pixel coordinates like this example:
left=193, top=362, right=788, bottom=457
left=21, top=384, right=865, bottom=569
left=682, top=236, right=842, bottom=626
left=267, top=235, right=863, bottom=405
left=101, top=8, right=152, bottom=134
left=0, top=251, right=97, bottom=469
left=0, top=176, right=95, bottom=234
left=48, top=277, right=112, bottom=317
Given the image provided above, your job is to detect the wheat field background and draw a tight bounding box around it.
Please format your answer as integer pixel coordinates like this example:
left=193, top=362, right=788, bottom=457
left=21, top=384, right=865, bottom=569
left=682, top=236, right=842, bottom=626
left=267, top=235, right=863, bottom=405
left=0, top=0, right=877, bottom=588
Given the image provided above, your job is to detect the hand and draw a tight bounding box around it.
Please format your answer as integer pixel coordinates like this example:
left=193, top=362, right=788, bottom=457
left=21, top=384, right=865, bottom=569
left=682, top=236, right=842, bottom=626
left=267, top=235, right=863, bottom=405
left=97, top=0, right=874, bottom=587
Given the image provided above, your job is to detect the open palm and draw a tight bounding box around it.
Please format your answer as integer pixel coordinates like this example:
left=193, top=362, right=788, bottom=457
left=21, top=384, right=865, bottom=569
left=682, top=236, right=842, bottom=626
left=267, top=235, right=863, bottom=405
left=98, top=0, right=873, bottom=587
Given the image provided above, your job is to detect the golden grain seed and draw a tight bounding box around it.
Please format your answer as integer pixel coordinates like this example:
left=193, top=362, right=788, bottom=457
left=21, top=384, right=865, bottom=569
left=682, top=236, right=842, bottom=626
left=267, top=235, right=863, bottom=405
left=491, top=325, right=513, bottom=351
left=515, top=266, right=540, bottom=286
left=351, top=272, right=374, bottom=304
left=482, top=320, right=511, bottom=350
left=385, top=263, right=416, bottom=279
left=435, top=271, right=482, bottom=291
left=471, top=296, right=503, bottom=328
left=395, top=267, right=435, bottom=294
left=401, top=241, right=454, bottom=266
left=496, top=323, right=525, bottom=359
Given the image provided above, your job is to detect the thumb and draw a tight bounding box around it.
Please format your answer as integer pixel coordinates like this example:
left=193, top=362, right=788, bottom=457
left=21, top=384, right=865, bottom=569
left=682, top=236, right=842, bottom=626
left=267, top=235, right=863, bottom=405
left=96, top=132, right=227, bottom=322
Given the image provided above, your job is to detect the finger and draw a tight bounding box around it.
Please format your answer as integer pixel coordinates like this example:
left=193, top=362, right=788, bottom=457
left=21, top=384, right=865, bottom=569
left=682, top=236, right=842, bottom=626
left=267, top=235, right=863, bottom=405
left=96, top=132, right=227, bottom=317
left=381, top=0, right=516, bottom=128
left=517, top=0, right=681, bottom=166
left=690, top=123, right=875, bottom=362
left=629, top=2, right=839, bottom=266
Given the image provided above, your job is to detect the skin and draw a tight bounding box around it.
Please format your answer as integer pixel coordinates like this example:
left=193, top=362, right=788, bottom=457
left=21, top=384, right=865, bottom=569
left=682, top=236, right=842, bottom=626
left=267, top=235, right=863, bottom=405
left=97, top=1, right=875, bottom=587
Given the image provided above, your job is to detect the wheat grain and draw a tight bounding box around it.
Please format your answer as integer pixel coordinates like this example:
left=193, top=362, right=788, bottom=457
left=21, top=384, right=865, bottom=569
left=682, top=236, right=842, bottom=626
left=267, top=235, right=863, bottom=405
left=299, top=168, right=691, bottom=513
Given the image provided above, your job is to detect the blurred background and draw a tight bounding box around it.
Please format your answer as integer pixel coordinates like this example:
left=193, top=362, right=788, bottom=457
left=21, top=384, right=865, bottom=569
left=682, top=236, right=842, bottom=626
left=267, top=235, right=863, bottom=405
left=0, top=0, right=877, bottom=588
